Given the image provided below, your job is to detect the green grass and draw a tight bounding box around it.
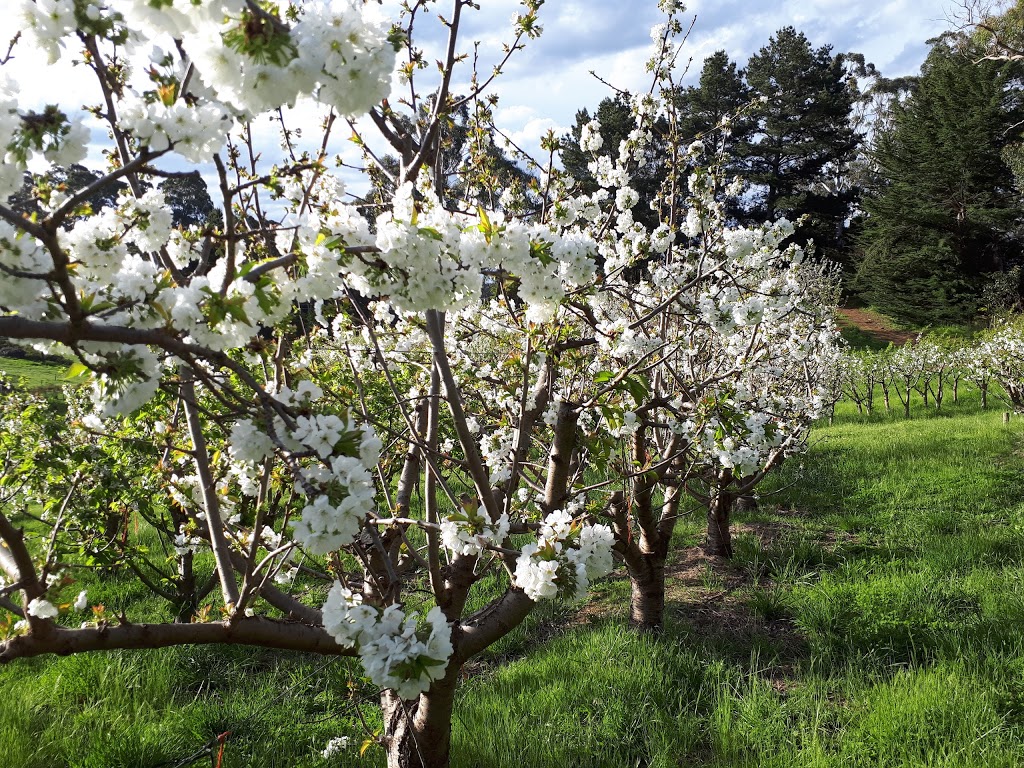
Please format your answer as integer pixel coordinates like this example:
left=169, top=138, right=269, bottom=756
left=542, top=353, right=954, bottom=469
left=0, top=356, right=67, bottom=391
left=837, top=322, right=893, bottom=351
left=3, top=398, right=1024, bottom=766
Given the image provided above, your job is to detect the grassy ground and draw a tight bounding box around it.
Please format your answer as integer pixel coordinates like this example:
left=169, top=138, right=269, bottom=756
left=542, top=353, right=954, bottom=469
left=1, top=391, right=1023, bottom=766
left=450, top=394, right=1024, bottom=768
left=0, top=356, right=67, bottom=392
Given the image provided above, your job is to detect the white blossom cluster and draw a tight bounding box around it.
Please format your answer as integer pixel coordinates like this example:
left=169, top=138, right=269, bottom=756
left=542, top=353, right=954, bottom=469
left=173, top=529, right=204, bottom=556
left=88, top=347, right=163, bottom=419
left=514, top=510, right=614, bottom=602
left=439, top=509, right=510, bottom=557
left=579, top=119, right=603, bottom=152
left=322, top=736, right=349, bottom=758
left=316, top=179, right=599, bottom=319
left=290, top=421, right=381, bottom=554
left=118, top=98, right=233, bottom=163
left=0, top=220, right=49, bottom=313
left=26, top=598, right=59, bottom=619
left=321, top=584, right=453, bottom=699
left=0, top=75, right=87, bottom=202
left=478, top=426, right=517, bottom=484
left=222, top=384, right=382, bottom=555
left=18, top=0, right=397, bottom=118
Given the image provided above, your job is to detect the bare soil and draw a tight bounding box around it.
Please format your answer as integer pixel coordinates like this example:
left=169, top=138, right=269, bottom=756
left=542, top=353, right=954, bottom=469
left=838, top=307, right=916, bottom=346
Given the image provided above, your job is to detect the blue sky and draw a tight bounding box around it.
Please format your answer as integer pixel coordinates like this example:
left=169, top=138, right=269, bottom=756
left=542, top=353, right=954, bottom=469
left=4, top=0, right=956, bottom=188
left=465, top=0, right=954, bottom=158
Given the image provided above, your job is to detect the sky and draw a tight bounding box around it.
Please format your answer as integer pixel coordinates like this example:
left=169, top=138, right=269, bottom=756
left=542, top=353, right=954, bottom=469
left=4, top=0, right=959, bottom=193
left=462, top=0, right=956, bottom=160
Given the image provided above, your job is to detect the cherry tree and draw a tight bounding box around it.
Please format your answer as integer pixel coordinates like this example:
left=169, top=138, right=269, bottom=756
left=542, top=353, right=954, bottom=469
left=542, top=80, right=841, bottom=624
left=0, top=2, right=622, bottom=766
left=0, top=0, right=846, bottom=763
left=979, top=317, right=1024, bottom=410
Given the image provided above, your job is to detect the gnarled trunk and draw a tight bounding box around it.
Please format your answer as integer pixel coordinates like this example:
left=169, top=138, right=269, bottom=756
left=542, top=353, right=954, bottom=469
left=619, top=483, right=682, bottom=632
left=705, top=490, right=734, bottom=558
left=382, top=664, right=461, bottom=768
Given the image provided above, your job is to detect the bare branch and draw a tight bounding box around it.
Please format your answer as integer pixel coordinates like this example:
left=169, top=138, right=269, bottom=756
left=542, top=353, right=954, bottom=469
left=0, top=617, right=352, bottom=664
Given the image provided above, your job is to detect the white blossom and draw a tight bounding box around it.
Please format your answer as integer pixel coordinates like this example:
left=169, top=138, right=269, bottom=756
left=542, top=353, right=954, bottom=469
left=27, top=598, right=58, bottom=619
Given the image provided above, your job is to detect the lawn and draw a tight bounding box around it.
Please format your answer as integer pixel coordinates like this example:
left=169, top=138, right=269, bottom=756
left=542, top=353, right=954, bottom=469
left=0, top=356, right=67, bottom=392
left=1, top=392, right=1023, bottom=766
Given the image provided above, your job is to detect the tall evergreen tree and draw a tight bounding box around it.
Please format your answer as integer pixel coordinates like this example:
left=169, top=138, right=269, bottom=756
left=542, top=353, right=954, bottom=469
left=739, top=27, right=860, bottom=256
left=676, top=51, right=752, bottom=161
left=159, top=172, right=218, bottom=229
left=8, top=164, right=127, bottom=221
left=855, top=35, right=1024, bottom=325
left=671, top=51, right=754, bottom=221
left=561, top=94, right=667, bottom=230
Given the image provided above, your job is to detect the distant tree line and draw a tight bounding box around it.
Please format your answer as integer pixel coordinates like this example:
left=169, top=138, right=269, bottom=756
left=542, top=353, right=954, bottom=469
left=562, top=20, right=1024, bottom=327
left=8, top=164, right=219, bottom=230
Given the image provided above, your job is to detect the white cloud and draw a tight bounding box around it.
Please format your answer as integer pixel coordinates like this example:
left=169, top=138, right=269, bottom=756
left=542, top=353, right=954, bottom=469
left=1, top=0, right=958, bottom=191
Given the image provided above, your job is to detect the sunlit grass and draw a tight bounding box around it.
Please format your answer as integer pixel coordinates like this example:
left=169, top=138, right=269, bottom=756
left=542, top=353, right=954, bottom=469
left=2, top=391, right=1024, bottom=766
left=0, top=356, right=66, bottom=392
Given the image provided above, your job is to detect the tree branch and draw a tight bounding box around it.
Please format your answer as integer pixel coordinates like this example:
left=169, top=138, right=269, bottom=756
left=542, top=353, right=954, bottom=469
left=0, top=617, right=352, bottom=664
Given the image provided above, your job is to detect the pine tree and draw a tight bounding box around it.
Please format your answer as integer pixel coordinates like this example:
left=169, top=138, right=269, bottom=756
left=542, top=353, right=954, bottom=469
left=855, top=35, right=1024, bottom=325
left=740, top=27, right=860, bottom=254
left=560, top=94, right=667, bottom=230
left=676, top=51, right=752, bottom=162
left=671, top=51, right=754, bottom=221
left=159, top=172, right=218, bottom=229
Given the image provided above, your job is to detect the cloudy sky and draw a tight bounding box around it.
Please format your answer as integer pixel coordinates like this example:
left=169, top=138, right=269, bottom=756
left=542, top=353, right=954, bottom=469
left=4, top=0, right=958, bottom=189
left=459, top=0, right=955, bottom=158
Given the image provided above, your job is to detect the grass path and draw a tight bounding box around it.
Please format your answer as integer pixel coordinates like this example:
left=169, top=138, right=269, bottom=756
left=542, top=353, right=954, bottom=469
left=0, top=356, right=66, bottom=391
left=837, top=307, right=916, bottom=347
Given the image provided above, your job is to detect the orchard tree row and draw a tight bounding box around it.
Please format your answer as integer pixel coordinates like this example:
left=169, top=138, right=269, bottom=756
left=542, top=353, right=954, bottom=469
left=0, top=2, right=842, bottom=767
left=834, top=318, right=1024, bottom=418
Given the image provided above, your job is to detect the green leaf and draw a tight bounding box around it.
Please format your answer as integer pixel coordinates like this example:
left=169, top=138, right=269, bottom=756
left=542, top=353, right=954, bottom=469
left=65, top=362, right=89, bottom=380
left=477, top=205, right=493, bottom=241
left=622, top=375, right=650, bottom=403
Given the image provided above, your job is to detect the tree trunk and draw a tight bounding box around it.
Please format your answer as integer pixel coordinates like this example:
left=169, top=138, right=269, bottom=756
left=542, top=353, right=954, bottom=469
left=627, top=551, right=667, bottom=632
left=705, top=491, right=734, bottom=558
left=175, top=552, right=198, bottom=623
left=382, top=664, right=461, bottom=768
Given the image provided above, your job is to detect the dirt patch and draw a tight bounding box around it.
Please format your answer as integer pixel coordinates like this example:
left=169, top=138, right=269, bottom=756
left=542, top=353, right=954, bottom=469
left=838, top=308, right=916, bottom=346
left=465, top=521, right=813, bottom=681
